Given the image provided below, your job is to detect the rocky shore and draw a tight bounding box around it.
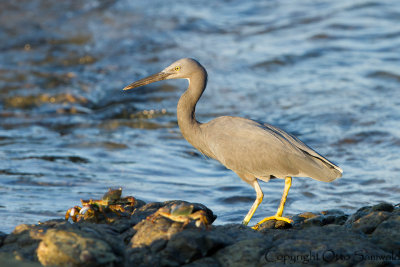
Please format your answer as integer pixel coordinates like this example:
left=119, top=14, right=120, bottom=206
left=0, top=190, right=399, bottom=267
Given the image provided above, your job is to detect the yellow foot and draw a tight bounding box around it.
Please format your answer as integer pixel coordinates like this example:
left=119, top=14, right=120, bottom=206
left=251, top=216, right=293, bottom=230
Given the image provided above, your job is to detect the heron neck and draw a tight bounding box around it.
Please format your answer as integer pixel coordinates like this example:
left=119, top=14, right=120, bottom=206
left=177, top=70, right=207, bottom=149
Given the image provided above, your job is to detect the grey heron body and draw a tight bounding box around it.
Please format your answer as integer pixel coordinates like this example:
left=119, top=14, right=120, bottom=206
left=124, top=58, right=342, bottom=228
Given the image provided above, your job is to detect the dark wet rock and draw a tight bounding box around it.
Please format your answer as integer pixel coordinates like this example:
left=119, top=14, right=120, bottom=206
left=0, top=254, right=42, bottom=267
left=160, top=229, right=232, bottom=265
left=183, top=256, right=221, bottom=267
left=351, top=211, right=391, bottom=234
left=212, top=224, right=264, bottom=242
left=214, top=238, right=272, bottom=267
left=292, top=211, right=318, bottom=222
left=0, top=231, right=6, bottom=247
left=120, top=226, right=136, bottom=245
left=0, top=220, right=124, bottom=267
left=127, top=200, right=219, bottom=266
left=293, top=209, right=349, bottom=228
left=346, top=203, right=394, bottom=234
left=370, top=209, right=400, bottom=257
left=1, top=198, right=400, bottom=267
left=371, top=202, right=394, bottom=212
left=262, top=225, right=393, bottom=266
left=130, top=201, right=164, bottom=224
left=346, top=202, right=394, bottom=225
left=127, top=228, right=233, bottom=266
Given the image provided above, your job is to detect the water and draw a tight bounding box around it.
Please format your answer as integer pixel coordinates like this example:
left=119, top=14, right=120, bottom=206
left=1, top=0, right=399, bottom=233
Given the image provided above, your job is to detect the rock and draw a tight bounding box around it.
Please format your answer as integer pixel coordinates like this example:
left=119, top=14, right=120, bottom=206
left=214, top=238, right=272, bottom=267
left=291, top=209, right=348, bottom=229
left=292, top=211, right=318, bottom=223
left=370, top=209, right=400, bottom=257
left=120, top=226, right=137, bottom=244
left=371, top=203, right=394, bottom=213
left=212, top=224, right=263, bottom=242
left=0, top=231, right=7, bottom=247
left=0, top=219, right=124, bottom=267
left=256, top=209, right=349, bottom=231
left=346, top=203, right=394, bottom=226
left=183, top=256, right=220, bottom=267
left=263, top=225, right=393, bottom=266
left=126, top=200, right=221, bottom=266
left=126, top=246, right=158, bottom=267
left=128, top=202, right=165, bottom=226
left=37, top=228, right=122, bottom=266
left=130, top=216, right=185, bottom=248
left=1, top=194, right=400, bottom=267
left=351, top=211, right=391, bottom=234
left=0, top=223, right=51, bottom=262
left=0, top=254, right=42, bottom=267
left=160, top=229, right=233, bottom=265
left=127, top=226, right=233, bottom=266
left=130, top=200, right=216, bottom=248
left=345, top=203, right=395, bottom=235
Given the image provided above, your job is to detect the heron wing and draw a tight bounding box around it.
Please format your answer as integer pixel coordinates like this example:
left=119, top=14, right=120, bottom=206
left=202, top=116, right=342, bottom=182
left=263, top=123, right=343, bottom=173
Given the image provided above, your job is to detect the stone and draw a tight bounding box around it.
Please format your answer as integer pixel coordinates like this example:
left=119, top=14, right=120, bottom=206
left=263, top=225, right=393, bottom=266
left=351, top=211, right=391, bottom=234
left=290, top=209, right=348, bottom=229
left=127, top=227, right=233, bottom=266
left=214, top=238, right=272, bottom=267
left=160, top=229, right=233, bottom=265
left=292, top=211, right=318, bottom=224
left=0, top=223, right=50, bottom=262
left=130, top=200, right=216, bottom=248
left=1, top=194, right=399, bottom=267
left=37, top=227, right=123, bottom=266
left=0, top=231, right=7, bottom=247
left=212, top=224, right=263, bottom=242
left=183, top=257, right=221, bottom=267
left=130, top=216, right=185, bottom=248
left=0, top=254, right=42, bottom=267
left=370, top=209, right=400, bottom=257
left=371, top=203, right=394, bottom=213
left=346, top=203, right=394, bottom=226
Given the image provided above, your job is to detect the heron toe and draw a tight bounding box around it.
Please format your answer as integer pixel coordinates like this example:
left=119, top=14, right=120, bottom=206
left=252, top=215, right=293, bottom=230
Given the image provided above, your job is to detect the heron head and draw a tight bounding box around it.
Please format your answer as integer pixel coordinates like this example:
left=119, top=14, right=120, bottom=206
left=123, top=58, right=205, bottom=90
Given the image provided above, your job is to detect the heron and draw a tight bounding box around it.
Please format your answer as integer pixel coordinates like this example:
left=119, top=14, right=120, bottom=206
left=123, top=58, right=342, bottom=229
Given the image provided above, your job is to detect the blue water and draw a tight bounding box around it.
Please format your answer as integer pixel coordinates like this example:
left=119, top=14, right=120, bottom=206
left=0, top=0, right=399, bottom=233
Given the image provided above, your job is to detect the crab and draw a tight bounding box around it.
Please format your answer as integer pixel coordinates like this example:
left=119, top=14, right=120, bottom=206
left=65, top=188, right=136, bottom=223
left=65, top=206, right=82, bottom=222
left=148, top=203, right=210, bottom=228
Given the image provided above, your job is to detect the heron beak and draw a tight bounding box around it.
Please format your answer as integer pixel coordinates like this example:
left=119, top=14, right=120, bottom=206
left=123, top=72, right=170, bottom=90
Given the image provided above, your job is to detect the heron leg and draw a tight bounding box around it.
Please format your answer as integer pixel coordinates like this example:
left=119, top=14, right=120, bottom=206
left=252, top=177, right=293, bottom=230
left=242, top=180, right=263, bottom=226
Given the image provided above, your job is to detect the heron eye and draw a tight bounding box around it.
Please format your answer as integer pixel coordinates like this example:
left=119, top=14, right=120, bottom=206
left=174, top=66, right=181, bottom=71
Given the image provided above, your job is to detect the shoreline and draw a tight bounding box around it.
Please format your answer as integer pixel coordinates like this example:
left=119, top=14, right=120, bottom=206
left=0, top=190, right=399, bottom=266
